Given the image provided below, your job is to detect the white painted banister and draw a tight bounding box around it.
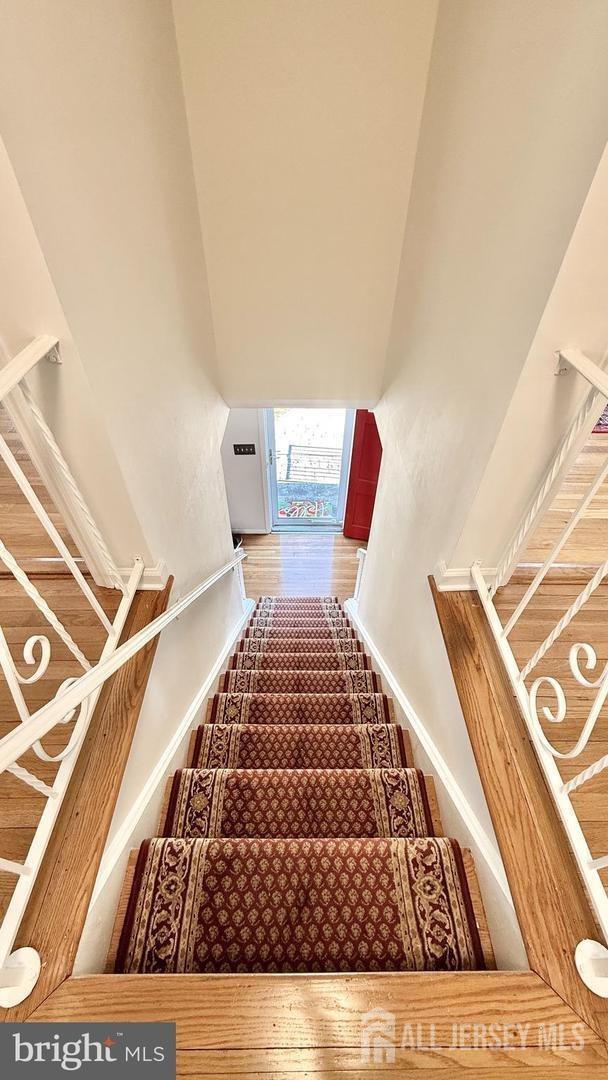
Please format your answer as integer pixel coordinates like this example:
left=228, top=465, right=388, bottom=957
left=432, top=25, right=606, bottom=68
left=474, top=345, right=608, bottom=996
left=0, top=549, right=247, bottom=774
left=0, top=336, right=58, bottom=400
left=0, top=550, right=247, bottom=1005
left=560, top=348, right=608, bottom=399
left=0, top=338, right=149, bottom=1006
left=352, top=546, right=367, bottom=603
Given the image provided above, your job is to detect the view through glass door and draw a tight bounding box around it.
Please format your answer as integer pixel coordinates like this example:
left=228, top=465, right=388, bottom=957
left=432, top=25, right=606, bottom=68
left=266, top=408, right=354, bottom=529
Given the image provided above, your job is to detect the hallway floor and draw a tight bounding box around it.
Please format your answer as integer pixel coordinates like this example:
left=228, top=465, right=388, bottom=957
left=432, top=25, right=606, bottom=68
left=520, top=432, right=608, bottom=564
left=241, top=533, right=363, bottom=600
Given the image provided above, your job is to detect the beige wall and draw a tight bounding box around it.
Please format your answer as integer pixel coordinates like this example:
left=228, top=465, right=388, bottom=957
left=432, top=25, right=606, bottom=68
left=0, top=0, right=245, bottom=962
left=452, top=144, right=608, bottom=571
left=221, top=409, right=270, bottom=533
left=0, top=136, right=152, bottom=568
left=358, top=0, right=608, bottom=963
left=172, top=0, right=438, bottom=406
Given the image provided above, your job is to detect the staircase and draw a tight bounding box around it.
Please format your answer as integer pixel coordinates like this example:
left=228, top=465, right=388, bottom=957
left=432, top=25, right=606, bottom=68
left=109, top=596, right=493, bottom=974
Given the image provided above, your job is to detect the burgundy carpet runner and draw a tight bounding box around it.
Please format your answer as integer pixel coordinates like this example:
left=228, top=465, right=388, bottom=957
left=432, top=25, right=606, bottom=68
left=113, top=596, right=489, bottom=974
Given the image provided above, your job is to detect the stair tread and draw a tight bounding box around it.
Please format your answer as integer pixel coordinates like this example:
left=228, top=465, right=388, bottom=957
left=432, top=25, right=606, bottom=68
left=219, top=669, right=382, bottom=693
left=207, top=691, right=393, bottom=725
left=230, top=651, right=372, bottom=670
left=236, top=638, right=363, bottom=653
left=249, top=615, right=352, bottom=625
left=191, top=722, right=412, bottom=769
left=114, top=836, right=485, bottom=974
left=162, top=767, right=434, bottom=840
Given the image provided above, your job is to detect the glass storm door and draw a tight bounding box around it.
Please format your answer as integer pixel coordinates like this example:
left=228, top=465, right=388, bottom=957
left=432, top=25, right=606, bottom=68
left=265, top=408, right=354, bottom=529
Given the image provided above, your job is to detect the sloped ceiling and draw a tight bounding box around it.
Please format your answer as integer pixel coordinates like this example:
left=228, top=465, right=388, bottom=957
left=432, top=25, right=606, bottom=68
left=172, top=0, right=438, bottom=406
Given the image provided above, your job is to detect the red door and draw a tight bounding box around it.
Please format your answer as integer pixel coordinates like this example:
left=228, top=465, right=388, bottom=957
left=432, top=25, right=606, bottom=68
left=343, top=410, right=382, bottom=540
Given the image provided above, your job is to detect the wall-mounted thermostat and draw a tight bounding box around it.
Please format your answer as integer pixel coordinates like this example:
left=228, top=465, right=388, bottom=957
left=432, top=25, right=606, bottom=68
left=233, top=443, right=256, bottom=455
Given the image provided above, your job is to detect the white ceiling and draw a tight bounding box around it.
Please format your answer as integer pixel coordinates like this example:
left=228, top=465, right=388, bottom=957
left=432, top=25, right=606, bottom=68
left=172, top=0, right=438, bottom=406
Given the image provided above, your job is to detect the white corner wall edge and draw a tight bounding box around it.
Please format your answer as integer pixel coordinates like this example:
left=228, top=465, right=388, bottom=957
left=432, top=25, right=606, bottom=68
left=117, top=559, right=169, bottom=590
left=344, top=596, right=516, bottom=913
left=89, top=596, right=255, bottom=908
left=435, top=560, right=497, bottom=591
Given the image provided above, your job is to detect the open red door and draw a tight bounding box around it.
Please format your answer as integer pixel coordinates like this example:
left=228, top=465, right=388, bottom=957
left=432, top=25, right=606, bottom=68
left=343, top=410, right=382, bottom=540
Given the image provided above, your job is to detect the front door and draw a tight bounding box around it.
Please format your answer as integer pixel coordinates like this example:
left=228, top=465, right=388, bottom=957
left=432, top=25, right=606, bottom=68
left=343, top=409, right=382, bottom=540
left=266, top=408, right=354, bottom=530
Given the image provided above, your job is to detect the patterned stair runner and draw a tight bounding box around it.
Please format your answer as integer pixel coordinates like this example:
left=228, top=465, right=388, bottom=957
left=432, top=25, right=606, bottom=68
left=112, top=596, right=492, bottom=974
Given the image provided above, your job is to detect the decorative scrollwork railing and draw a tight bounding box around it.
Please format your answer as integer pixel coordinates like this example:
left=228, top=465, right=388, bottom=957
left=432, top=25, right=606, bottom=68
left=473, top=346, right=608, bottom=996
left=0, top=337, right=145, bottom=1007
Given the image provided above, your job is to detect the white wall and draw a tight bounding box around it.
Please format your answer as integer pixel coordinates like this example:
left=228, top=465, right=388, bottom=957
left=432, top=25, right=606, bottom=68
left=0, top=137, right=152, bottom=567
left=221, top=409, right=270, bottom=533
left=452, top=144, right=608, bottom=571
left=0, top=0, right=245, bottom=963
left=358, top=0, right=608, bottom=965
left=172, top=0, right=438, bottom=406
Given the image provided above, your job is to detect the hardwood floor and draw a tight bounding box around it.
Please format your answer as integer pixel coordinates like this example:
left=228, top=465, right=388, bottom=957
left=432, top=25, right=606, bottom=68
left=521, top=432, right=608, bottom=565
left=2, top=583, right=172, bottom=1022
left=32, top=971, right=607, bottom=1073
left=432, top=583, right=608, bottom=1044
left=0, top=577, right=123, bottom=921
left=489, top=429, right=608, bottom=894
left=494, top=577, right=608, bottom=888
left=241, top=531, right=363, bottom=600
left=0, top=403, right=79, bottom=567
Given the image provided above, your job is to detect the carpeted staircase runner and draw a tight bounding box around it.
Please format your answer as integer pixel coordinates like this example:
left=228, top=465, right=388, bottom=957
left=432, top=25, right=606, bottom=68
left=112, top=596, right=491, bottom=975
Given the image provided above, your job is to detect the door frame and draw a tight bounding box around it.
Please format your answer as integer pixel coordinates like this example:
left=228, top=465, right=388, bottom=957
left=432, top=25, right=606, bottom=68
left=263, top=408, right=355, bottom=532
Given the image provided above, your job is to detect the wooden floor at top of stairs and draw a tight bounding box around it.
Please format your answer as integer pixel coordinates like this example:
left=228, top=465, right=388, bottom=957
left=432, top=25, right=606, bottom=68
left=29, top=970, right=607, bottom=1074
left=0, top=578, right=172, bottom=1023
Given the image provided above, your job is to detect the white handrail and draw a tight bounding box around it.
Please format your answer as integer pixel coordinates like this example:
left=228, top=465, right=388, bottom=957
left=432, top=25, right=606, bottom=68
left=0, top=336, right=58, bottom=400
left=352, top=547, right=367, bottom=603
left=0, top=549, right=247, bottom=774
left=560, top=348, right=608, bottom=399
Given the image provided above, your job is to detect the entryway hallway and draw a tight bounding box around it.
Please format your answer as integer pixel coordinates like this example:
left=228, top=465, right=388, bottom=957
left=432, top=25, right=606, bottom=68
left=240, top=533, right=363, bottom=601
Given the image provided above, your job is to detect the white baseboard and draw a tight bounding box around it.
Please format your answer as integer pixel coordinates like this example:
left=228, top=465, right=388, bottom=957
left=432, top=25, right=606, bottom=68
left=90, top=598, right=255, bottom=905
left=434, top=560, right=497, bottom=591
left=117, top=559, right=168, bottom=590
left=344, top=597, right=513, bottom=909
